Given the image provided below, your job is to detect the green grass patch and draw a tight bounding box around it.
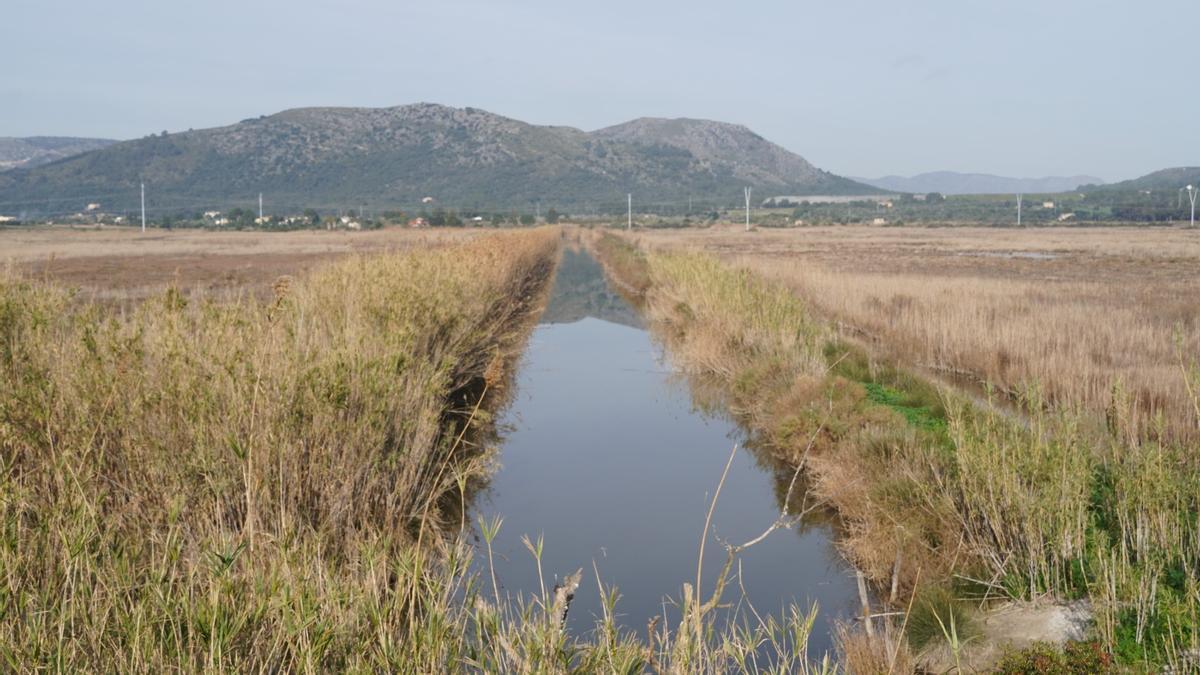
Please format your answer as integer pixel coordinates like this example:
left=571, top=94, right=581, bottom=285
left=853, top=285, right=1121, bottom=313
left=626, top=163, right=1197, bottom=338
left=863, top=381, right=947, bottom=434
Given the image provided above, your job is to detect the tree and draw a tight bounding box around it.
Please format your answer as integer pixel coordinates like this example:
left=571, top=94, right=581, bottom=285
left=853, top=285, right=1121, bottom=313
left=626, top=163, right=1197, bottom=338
left=429, top=208, right=447, bottom=227
left=304, top=208, right=320, bottom=225
left=519, top=214, right=535, bottom=226
left=925, top=192, right=945, bottom=203
left=545, top=208, right=560, bottom=224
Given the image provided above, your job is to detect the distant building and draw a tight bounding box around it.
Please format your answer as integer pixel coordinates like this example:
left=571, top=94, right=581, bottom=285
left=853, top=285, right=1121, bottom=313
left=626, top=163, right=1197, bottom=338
left=793, top=219, right=805, bottom=226
left=408, top=217, right=429, bottom=228
left=204, top=210, right=221, bottom=218
left=1042, top=201, right=1055, bottom=209
left=1058, top=212, right=1076, bottom=221
left=254, top=216, right=271, bottom=225
left=214, top=217, right=230, bottom=225
left=872, top=217, right=888, bottom=225
left=0, top=215, right=15, bottom=223
left=471, top=216, right=484, bottom=222
left=422, top=196, right=435, bottom=204
left=86, top=203, right=101, bottom=211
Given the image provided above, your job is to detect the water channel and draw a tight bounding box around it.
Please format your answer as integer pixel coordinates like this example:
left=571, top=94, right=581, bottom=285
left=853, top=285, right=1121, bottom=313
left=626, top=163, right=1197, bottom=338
left=473, top=247, right=860, bottom=657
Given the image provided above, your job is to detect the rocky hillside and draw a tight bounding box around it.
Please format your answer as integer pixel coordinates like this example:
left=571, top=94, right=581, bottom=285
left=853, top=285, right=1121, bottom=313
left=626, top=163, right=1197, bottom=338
left=0, top=104, right=875, bottom=215
left=0, top=137, right=118, bottom=172
left=593, top=117, right=864, bottom=194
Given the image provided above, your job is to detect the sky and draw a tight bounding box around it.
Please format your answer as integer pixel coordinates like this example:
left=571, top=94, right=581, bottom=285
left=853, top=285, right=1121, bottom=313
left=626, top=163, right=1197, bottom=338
left=5, top=0, right=1196, bottom=182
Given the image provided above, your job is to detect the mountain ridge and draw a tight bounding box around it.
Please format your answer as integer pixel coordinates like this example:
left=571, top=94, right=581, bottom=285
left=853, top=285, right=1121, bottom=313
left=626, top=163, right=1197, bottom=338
left=0, top=136, right=119, bottom=172
left=0, top=103, right=877, bottom=215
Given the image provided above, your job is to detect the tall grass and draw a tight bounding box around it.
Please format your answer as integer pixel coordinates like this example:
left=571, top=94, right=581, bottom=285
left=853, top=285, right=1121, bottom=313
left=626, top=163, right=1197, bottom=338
left=0, top=229, right=558, bottom=669
left=595, top=232, right=1200, bottom=670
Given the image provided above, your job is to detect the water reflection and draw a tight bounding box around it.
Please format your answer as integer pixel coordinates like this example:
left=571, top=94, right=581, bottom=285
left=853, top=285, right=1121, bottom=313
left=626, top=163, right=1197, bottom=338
left=539, top=247, right=643, bottom=328
left=471, top=249, right=859, bottom=658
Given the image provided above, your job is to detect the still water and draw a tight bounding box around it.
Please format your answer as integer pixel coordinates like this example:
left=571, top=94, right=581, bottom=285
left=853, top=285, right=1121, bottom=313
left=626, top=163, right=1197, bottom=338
left=474, top=248, right=859, bottom=656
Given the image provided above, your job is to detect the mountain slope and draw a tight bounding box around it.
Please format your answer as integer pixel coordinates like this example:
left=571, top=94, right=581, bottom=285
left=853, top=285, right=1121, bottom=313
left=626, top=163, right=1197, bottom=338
left=0, top=104, right=875, bottom=215
left=1083, top=167, right=1200, bottom=192
left=852, top=171, right=1104, bottom=195
left=0, top=137, right=118, bottom=172
left=593, top=117, right=868, bottom=195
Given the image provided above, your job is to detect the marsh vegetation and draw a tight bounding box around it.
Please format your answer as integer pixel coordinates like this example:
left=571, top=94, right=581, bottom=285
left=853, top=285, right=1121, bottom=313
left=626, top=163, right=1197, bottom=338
left=599, top=227, right=1200, bottom=671
left=2, top=222, right=1196, bottom=672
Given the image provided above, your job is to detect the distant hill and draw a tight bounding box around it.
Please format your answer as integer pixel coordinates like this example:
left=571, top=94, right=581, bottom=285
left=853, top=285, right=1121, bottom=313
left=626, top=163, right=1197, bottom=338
left=593, top=117, right=867, bottom=195
left=851, top=171, right=1104, bottom=195
left=1082, top=167, right=1200, bottom=193
left=0, top=104, right=876, bottom=216
left=0, top=137, right=118, bottom=172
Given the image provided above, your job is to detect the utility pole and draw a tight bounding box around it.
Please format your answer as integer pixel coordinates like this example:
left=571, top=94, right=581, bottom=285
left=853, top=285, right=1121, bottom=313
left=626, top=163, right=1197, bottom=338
left=1016, top=193, right=1023, bottom=226
left=140, top=183, right=146, bottom=233
left=627, top=193, right=632, bottom=230
left=259, top=193, right=264, bottom=220
left=536, top=200, right=541, bottom=221
left=1185, top=185, right=1197, bottom=228
left=744, top=186, right=752, bottom=232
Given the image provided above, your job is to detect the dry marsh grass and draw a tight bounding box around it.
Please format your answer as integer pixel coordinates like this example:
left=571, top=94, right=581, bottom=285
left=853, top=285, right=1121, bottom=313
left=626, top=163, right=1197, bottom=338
left=2, top=225, right=484, bottom=304
left=0, top=226, right=858, bottom=673
left=0, top=228, right=559, bottom=670
left=634, top=225, right=1200, bottom=442
left=595, top=230, right=1200, bottom=670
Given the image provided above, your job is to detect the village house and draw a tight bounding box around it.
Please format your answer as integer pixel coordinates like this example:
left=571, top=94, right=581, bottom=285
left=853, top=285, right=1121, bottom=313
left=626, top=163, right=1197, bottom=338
left=86, top=203, right=101, bottom=211
left=204, top=210, right=221, bottom=218
left=872, top=217, right=888, bottom=225
left=408, top=217, right=428, bottom=228
left=1042, top=201, right=1055, bottom=209
left=1058, top=212, right=1076, bottom=221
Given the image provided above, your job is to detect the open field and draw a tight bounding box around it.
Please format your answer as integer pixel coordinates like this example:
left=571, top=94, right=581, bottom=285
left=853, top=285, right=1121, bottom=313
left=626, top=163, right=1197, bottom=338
left=630, top=225, right=1200, bottom=442
left=1, top=225, right=484, bottom=302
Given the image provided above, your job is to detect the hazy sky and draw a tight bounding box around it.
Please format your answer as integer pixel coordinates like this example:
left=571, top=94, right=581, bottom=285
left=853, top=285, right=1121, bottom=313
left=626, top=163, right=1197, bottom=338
left=6, top=0, right=1196, bottom=181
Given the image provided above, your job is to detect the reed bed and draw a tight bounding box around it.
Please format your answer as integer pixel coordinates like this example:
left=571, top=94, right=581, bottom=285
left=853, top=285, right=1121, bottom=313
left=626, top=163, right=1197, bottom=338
left=0, top=226, right=858, bottom=673
left=594, top=231, right=1200, bottom=671
left=633, top=225, right=1200, bottom=444
left=0, top=229, right=559, bottom=670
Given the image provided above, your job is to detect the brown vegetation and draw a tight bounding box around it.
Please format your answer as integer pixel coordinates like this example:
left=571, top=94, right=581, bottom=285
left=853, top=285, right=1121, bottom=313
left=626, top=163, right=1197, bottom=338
left=632, top=225, right=1200, bottom=442
left=594, top=229, right=1200, bottom=670
left=3, top=225, right=483, bottom=303
left=0, top=228, right=558, bottom=669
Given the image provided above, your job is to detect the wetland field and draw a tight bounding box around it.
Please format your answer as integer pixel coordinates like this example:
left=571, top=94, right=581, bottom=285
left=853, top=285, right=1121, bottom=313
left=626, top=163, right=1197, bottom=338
left=1, top=223, right=1197, bottom=673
